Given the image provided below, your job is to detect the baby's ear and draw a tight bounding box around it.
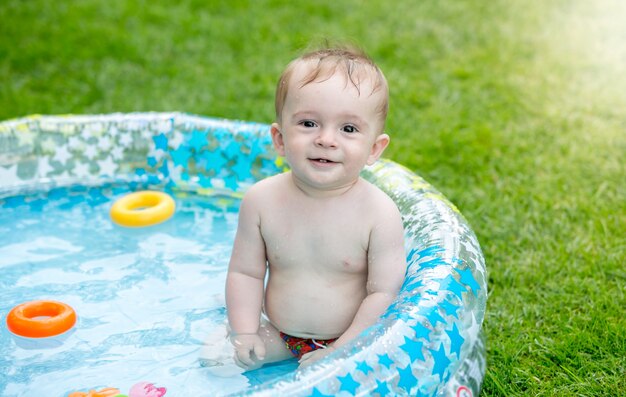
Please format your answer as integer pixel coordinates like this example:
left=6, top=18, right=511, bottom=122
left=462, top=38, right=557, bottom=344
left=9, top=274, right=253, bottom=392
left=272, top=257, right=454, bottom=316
left=270, top=123, right=286, bottom=156
left=366, top=133, right=390, bottom=165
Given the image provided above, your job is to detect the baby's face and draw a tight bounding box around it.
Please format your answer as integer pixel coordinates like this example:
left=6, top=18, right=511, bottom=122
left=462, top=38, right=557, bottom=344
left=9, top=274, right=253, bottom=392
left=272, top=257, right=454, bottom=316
left=274, top=65, right=388, bottom=195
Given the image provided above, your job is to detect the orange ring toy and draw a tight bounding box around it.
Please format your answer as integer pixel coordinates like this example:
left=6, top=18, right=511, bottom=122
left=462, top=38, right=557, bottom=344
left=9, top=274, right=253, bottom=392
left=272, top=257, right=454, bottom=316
left=6, top=300, right=77, bottom=338
left=110, top=191, right=175, bottom=227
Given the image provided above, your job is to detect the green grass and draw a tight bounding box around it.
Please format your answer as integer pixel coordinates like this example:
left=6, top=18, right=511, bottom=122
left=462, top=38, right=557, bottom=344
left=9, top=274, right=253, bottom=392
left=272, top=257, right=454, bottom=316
left=1, top=0, right=625, bottom=395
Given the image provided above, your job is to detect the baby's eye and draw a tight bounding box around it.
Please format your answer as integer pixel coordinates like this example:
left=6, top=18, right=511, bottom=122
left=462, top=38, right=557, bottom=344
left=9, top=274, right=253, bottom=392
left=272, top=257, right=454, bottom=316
left=300, top=120, right=317, bottom=128
left=342, top=125, right=358, bottom=133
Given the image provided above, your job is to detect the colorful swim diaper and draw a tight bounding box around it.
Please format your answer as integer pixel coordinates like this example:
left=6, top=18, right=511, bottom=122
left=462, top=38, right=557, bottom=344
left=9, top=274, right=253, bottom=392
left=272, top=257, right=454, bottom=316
left=279, top=332, right=338, bottom=359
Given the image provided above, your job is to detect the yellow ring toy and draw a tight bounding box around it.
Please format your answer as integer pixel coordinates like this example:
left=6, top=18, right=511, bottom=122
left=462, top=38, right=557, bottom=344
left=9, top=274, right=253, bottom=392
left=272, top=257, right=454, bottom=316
left=110, top=191, right=175, bottom=227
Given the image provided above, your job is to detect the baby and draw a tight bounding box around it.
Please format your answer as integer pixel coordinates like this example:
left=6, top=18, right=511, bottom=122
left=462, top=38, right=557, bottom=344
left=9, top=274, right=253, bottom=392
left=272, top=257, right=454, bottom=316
left=225, top=46, right=407, bottom=370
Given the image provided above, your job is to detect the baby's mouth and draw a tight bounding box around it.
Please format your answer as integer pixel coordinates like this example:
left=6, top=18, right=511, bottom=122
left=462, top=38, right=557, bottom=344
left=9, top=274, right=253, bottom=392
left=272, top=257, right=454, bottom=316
left=310, top=158, right=336, bottom=164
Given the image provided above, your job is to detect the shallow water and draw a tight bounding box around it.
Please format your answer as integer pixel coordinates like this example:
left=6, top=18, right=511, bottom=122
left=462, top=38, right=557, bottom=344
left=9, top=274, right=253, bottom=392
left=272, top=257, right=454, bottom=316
left=0, top=183, right=296, bottom=397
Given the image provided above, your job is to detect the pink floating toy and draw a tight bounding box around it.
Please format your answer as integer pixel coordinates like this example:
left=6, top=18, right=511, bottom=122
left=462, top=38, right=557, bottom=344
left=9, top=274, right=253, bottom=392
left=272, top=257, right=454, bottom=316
left=128, top=382, right=166, bottom=397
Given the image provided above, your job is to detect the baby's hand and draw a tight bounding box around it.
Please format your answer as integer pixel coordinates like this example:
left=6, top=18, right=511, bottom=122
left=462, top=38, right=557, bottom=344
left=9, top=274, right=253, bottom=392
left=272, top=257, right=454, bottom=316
left=298, top=346, right=335, bottom=368
left=230, top=333, right=266, bottom=368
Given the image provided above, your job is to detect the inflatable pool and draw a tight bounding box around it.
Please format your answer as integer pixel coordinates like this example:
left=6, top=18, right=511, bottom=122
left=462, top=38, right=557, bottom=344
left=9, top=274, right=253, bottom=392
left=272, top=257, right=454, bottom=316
left=0, top=113, right=487, bottom=396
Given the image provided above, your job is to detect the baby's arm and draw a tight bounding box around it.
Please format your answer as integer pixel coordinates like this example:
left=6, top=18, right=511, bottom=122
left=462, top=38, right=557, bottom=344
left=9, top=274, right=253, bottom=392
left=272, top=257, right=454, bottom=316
left=225, top=187, right=268, bottom=367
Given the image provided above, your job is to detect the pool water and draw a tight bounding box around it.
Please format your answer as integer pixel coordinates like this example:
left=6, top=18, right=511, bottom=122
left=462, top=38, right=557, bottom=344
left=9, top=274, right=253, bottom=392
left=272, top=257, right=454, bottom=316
left=0, top=183, right=297, bottom=397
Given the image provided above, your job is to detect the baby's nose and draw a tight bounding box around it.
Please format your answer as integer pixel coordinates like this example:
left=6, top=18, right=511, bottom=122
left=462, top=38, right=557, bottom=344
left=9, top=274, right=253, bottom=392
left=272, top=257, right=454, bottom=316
left=315, top=128, right=338, bottom=148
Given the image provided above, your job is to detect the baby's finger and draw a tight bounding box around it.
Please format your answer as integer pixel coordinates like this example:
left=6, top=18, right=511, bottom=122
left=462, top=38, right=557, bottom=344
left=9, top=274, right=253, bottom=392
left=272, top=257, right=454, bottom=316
left=233, top=354, right=246, bottom=369
left=233, top=351, right=250, bottom=368
left=236, top=348, right=255, bottom=367
left=253, top=342, right=266, bottom=361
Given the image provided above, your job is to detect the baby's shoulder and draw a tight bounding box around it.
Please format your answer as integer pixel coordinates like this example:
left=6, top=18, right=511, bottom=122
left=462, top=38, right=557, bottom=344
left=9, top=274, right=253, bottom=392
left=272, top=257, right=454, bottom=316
left=357, top=178, right=401, bottom=213
left=242, top=173, right=290, bottom=203
left=237, top=174, right=287, bottom=217
left=358, top=178, right=392, bottom=201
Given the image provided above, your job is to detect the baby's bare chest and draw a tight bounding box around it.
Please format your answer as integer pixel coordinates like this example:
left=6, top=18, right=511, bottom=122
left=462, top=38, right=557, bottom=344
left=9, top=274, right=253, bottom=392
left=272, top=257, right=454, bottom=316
left=260, top=206, right=371, bottom=273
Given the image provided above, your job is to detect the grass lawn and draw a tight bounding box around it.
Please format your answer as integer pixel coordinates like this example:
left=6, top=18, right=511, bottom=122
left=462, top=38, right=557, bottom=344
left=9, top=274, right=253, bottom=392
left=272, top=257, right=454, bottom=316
left=1, top=0, right=625, bottom=395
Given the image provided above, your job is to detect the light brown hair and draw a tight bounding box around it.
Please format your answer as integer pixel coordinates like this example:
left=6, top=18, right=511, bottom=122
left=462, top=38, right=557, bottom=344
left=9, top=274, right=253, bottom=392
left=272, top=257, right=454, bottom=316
left=274, top=46, right=389, bottom=127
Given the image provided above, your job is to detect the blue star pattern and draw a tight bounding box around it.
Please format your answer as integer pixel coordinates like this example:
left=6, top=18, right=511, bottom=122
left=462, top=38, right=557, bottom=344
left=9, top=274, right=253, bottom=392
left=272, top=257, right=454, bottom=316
left=308, top=387, right=333, bottom=397
left=430, top=343, right=452, bottom=381
left=401, top=335, right=425, bottom=361
left=446, top=323, right=465, bottom=358
left=417, top=257, right=447, bottom=270
left=435, top=274, right=468, bottom=300
left=188, top=130, right=208, bottom=151
left=212, top=126, right=230, bottom=142
left=440, top=299, right=460, bottom=318
left=170, top=146, right=192, bottom=167
left=248, top=138, right=265, bottom=159
left=456, top=267, right=481, bottom=296
left=157, top=159, right=169, bottom=178
left=413, top=322, right=432, bottom=340
left=152, top=133, right=168, bottom=150
left=356, top=360, right=374, bottom=375
left=145, top=117, right=276, bottom=191
left=414, top=387, right=433, bottom=397
left=198, top=174, right=213, bottom=188
left=201, top=150, right=228, bottom=173
left=373, top=380, right=390, bottom=396
left=407, top=246, right=445, bottom=263
left=377, top=353, right=394, bottom=369
left=396, top=311, right=412, bottom=322
left=224, top=140, right=243, bottom=159
left=231, top=157, right=253, bottom=181
left=418, top=305, right=447, bottom=328
left=397, top=364, right=418, bottom=392
left=223, top=174, right=239, bottom=191
left=338, top=373, right=360, bottom=394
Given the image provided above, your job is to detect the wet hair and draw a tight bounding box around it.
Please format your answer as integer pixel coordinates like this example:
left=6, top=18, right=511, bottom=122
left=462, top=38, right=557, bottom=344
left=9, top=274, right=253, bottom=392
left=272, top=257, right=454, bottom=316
left=274, top=46, right=389, bottom=127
